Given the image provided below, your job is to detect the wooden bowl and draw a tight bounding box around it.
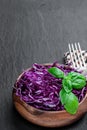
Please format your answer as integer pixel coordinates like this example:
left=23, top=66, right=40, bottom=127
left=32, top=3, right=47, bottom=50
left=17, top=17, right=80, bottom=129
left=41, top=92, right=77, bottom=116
left=12, top=64, right=87, bottom=127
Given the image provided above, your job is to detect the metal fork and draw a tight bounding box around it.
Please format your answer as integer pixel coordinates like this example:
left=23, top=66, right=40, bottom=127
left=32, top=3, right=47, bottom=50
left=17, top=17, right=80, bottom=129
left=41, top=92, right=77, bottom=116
left=68, top=43, right=87, bottom=75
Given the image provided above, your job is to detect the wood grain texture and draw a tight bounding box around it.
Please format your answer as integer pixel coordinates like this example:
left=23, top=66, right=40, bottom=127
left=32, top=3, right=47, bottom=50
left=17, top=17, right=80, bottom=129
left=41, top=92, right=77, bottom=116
left=13, top=93, right=87, bottom=127
left=12, top=64, right=87, bottom=127
left=0, top=0, right=87, bottom=130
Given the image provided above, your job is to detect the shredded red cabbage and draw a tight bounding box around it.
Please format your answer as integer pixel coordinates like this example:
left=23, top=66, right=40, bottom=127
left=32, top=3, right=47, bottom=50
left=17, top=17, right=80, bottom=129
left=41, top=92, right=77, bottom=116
left=14, top=62, right=87, bottom=111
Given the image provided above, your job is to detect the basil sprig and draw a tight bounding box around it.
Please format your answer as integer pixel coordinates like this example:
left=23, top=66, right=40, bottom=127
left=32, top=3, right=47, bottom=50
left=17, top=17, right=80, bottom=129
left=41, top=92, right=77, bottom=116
left=48, top=67, right=86, bottom=114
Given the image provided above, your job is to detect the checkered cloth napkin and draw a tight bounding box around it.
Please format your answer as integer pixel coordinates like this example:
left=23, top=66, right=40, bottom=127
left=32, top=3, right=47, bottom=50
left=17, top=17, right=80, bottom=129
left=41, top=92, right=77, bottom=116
left=64, top=50, right=87, bottom=67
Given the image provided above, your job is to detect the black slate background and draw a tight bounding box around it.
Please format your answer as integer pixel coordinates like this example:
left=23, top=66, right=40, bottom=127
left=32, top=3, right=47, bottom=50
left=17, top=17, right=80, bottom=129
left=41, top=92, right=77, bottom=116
left=0, top=0, right=87, bottom=130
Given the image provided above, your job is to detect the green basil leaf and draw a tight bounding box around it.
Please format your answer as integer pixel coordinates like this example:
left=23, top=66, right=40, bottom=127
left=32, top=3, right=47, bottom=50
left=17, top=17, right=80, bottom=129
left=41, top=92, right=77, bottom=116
left=72, top=80, right=86, bottom=89
left=62, top=76, right=72, bottom=93
left=67, top=72, right=86, bottom=89
left=59, top=89, right=79, bottom=114
left=64, top=92, right=79, bottom=114
left=59, top=88, right=69, bottom=105
left=67, top=72, right=78, bottom=78
left=48, top=67, right=64, bottom=78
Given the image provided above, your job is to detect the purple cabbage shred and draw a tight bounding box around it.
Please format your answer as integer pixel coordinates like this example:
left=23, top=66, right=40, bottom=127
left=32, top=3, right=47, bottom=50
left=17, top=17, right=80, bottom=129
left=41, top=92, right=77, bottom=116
left=14, top=62, right=87, bottom=111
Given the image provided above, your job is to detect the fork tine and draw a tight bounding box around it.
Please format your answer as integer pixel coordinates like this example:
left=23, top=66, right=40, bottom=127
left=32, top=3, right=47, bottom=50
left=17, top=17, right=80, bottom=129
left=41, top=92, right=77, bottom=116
left=68, top=43, right=79, bottom=68
left=77, top=42, right=86, bottom=67
left=71, top=43, right=79, bottom=68
left=68, top=44, right=75, bottom=68
left=68, top=42, right=86, bottom=70
left=74, top=42, right=83, bottom=68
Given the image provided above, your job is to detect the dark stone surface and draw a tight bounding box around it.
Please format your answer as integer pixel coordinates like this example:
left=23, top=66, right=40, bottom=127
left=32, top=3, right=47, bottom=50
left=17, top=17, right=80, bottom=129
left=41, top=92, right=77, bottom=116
left=0, top=0, right=87, bottom=130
